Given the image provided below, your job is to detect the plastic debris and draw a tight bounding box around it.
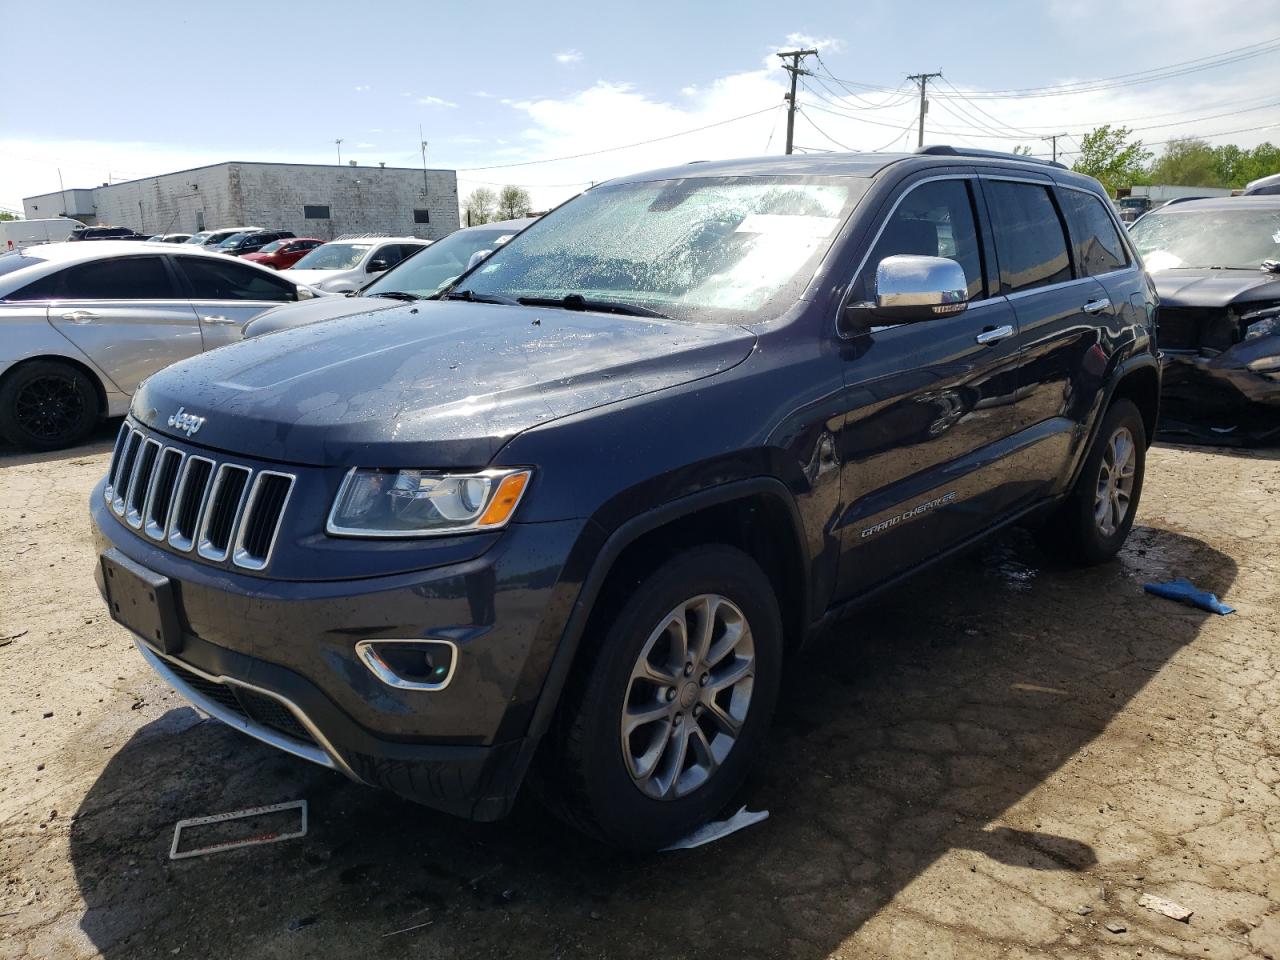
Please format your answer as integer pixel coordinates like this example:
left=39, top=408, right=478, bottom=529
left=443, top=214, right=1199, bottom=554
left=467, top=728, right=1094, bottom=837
left=1138, top=892, right=1193, bottom=922
left=1143, top=579, right=1235, bottom=615
left=169, top=799, right=307, bottom=860
left=660, top=806, right=769, bottom=851
left=381, top=920, right=433, bottom=938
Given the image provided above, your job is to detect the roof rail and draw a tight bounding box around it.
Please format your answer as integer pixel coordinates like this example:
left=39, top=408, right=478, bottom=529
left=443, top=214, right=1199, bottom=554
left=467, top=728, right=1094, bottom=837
left=915, top=145, right=1068, bottom=170
left=331, top=233, right=395, bottom=240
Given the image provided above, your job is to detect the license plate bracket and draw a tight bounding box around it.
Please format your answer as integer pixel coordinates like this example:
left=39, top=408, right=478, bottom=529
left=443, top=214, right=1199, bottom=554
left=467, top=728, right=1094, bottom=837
left=101, top=548, right=183, bottom=654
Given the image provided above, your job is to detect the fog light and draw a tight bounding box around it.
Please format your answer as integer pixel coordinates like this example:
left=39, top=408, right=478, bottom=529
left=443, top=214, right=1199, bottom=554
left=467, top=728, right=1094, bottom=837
left=355, top=639, right=457, bottom=691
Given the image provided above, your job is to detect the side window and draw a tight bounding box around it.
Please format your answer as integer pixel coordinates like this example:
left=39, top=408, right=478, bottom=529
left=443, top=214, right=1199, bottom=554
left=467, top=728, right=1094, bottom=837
left=398, top=243, right=424, bottom=261
left=1060, top=189, right=1128, bottom=276
left=12, top=256, right=176, bottom=300
left=175, top=257, right=296, bottom=302
left=984, top=180, right=1072, bottom=293
left=857, top=179, right=985, bottom=302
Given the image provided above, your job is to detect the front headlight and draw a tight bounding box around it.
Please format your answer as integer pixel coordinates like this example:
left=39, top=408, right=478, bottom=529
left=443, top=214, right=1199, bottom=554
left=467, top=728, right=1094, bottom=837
left=1243, top=306, right=1280, bottom=340
left=327, top=467, right=531, bottom=537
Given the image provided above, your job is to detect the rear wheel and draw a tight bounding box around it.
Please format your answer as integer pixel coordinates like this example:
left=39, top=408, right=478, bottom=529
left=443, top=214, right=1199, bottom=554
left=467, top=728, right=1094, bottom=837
left=0, top=360, right=101, bottom=451
left=1036, top=398, right=1146, bottom=565
left=538, top=545, right=783, bottom=850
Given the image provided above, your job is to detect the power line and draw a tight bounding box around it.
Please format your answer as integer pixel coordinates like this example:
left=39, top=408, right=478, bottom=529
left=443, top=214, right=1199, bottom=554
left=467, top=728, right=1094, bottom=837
left=797, top=108, right=855, bottom=151
left=456, top=106, right=777, bottom=171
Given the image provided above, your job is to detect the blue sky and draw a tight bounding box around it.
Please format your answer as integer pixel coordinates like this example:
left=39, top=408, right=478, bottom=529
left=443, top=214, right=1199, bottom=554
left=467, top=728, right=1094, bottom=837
left=3, top=0, right=1277, bottom=212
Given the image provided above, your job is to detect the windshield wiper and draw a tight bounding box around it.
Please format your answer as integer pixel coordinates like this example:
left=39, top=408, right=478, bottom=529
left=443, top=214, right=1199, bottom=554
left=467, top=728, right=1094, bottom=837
left=367, top=291, right=422, bottom=301
left=445, top=289, right=520, bottom=305
left=516, top=293, right=670, bottom=319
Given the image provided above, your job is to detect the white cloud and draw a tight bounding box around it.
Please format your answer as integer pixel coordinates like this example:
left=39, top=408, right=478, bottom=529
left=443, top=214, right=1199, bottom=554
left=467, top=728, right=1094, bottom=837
left=415, top=95, right=458, bottom=108
left=781, top=32, right=844, bottom=54
left=353, top=84, right=371, bottom=92
left=472, top=90, right=497, bottom=99
left=554, top=50, right=583, bottom=64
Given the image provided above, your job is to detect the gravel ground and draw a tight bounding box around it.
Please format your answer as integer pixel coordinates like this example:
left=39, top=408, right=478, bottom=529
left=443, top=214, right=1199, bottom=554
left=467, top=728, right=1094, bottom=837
left=1, top=423, right=1278, bottom=960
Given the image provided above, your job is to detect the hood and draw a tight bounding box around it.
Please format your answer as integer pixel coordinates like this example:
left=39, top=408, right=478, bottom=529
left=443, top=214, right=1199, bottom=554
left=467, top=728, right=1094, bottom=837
left=1152, top=269, right=1280, bottom=310
left=131, top=301, right=756, bottom=467
left=286, top=268, right=352, bottom=286
left=241, top=251, right=271, bottom=263
left=242, top=294, right=398, bottom=337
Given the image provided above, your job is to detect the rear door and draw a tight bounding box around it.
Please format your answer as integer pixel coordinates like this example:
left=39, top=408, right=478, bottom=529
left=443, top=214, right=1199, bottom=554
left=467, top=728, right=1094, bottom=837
left=41, top=255, right=202, bottom=394
left=977, top=175, right=1111, bottom=490
left=172, top=255, right=299, bottom=351
left=832, top=173, right=1030, bottom=598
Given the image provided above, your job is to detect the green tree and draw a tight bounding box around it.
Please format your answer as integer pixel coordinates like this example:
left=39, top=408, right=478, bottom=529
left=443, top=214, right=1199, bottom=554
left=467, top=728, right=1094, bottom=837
left=1071, top=125, right=1152, bottom=196
left=463, top=187, right=496, bottom=225
left=495, top=185, right=532, bottom=220
left=1148, top=137, right=1224, bottom=187
left=1238, top=142, right=1280, bottom=187
left=1012, top=145, right=1033, bottom=156
left=0, top=211, right=18, bottom=222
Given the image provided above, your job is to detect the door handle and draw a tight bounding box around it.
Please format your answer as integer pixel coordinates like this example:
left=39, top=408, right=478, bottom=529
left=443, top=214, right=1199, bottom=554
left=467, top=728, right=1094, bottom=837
left=1082, top=297, right=1112, bottom=315
left=201, top=315, right=236, bottom=324
left=61, top=310, right=98, bottom=323
left=975, top=324, right=1014, bottom=345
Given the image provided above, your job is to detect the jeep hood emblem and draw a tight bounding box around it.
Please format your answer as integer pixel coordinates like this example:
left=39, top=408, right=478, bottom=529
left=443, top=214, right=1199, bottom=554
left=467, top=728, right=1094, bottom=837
left=167, top=406, right=206, bottom=438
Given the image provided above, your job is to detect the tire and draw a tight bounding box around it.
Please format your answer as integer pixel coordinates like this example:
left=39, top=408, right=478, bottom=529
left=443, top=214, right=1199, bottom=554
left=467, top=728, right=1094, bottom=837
left=0, top=360, right=101, bottom=452
left=537, top=545, right=783, bottom=850
left=1035, top=398, right=1146, bottom=565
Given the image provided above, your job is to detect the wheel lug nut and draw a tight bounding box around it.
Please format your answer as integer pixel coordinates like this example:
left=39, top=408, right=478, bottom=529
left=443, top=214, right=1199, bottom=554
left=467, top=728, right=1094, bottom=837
left=683, top=663, right=694, bottom=676
left=699, top=673, right=709, bottom=687
left=665, top=687, right=676, bottom=702
left=693, top=704, right=704, bottom=718
left=674, top=713, right=683, bottom=725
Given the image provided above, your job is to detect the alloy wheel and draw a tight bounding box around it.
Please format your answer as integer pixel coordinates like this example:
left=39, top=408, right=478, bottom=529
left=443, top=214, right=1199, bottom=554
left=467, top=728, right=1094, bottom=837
left=620, top=594, right=755, bottom=800
left=1094, top=425, right=1136, bottom=538
left=13, top=375, right=84, bottom=443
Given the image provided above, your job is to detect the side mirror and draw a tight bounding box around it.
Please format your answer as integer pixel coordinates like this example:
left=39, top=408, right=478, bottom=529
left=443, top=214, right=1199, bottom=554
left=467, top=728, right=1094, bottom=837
left=368, top=259, right=389, bottom=273
left=869, top=255, right=968, bottom=322
left=466, top=249, right=494, bottom=270
left=298, top=286, right=316, bottom=300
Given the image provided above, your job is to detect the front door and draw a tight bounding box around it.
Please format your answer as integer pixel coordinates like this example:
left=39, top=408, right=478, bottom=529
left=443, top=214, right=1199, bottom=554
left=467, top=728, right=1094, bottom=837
left=43, top=255, right=202, bottom=395
left=831, top=175, right=1032, bottom=599
left=171, top=255, right=300, bottom=351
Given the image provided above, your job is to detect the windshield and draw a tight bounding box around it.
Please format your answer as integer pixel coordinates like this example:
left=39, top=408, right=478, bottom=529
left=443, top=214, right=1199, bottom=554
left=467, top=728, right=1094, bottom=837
left=217, top=232, right=254, bottom=248
left=293, top=242, right=372, bottom=270
left=184, top=233, right=211, bottom=244
left=0, top=254, right=45, bottom=281
left=364, top=226, right=522, bottom=297
left=1131, top=207, right=1280, bottom=271
left=257, top=240, right=285, bottom=254
left=456, top=176, right=862, bottom=323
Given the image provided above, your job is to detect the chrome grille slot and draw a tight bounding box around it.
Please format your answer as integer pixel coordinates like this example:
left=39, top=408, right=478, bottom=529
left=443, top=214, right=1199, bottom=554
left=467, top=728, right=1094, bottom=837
left=105, top=423, right=132, bottom=502
left=111, top=431, right=143, bottom=515
left=197, top=464, right=251, bottom=561
left=232, top=472, right=294, bottom=570
left=144, top=448, right=185, bottom=540
left=168, top=456, right=214, bottom=551
left=125, top=439, right=161, bottom=528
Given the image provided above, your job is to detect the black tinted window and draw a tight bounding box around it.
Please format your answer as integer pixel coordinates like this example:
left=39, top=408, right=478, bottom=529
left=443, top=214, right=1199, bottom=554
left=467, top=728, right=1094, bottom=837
left=985, top=181, right=1072, bottom=293
left=859, top=179, right=985, bottom=301
left=13, top=256, right=175, bottom=300
left=1061, top=190, right=1128, bottom=276
left=176, top=257, right=296, bottom=302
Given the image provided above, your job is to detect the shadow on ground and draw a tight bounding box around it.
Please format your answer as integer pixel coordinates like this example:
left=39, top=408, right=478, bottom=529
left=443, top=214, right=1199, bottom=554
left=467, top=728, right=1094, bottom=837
left=0, top=418, right=120, bottom=468
left=69, top=523, right=1234, bottom=958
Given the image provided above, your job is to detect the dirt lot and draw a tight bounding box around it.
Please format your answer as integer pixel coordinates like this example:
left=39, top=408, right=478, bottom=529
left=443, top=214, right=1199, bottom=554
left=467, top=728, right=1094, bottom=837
left=1, top=424, right=1278, bottom=960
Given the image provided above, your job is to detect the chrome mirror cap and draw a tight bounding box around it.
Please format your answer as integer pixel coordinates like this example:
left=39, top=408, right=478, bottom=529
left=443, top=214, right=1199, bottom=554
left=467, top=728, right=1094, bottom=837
left=874, top=254, right=969, bottom=320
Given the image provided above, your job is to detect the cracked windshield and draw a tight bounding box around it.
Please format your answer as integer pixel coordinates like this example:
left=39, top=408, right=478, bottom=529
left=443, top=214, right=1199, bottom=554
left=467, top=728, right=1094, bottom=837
left=460, top=177, right=861, bottom=322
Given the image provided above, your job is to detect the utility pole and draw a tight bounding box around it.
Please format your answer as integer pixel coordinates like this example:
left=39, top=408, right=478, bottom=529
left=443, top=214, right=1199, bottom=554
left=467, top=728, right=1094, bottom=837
left=419, top=126, right=430, bottom=199
left=1041, top=133, right=1068, bottom=163
left=334, top=138, right=344, bottom=166
left=908, top=71, right=943, bottom=148
left=777, top=48, right=818, bottom=155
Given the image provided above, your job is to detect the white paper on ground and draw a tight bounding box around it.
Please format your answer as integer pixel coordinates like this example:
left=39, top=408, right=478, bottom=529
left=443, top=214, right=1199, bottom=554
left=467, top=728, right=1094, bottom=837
left=660, top=806, right=769, bottom=851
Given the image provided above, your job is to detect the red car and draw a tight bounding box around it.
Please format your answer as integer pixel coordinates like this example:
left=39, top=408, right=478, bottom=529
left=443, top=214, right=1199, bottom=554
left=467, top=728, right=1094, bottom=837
left=242, top=237, right=324, bottom=270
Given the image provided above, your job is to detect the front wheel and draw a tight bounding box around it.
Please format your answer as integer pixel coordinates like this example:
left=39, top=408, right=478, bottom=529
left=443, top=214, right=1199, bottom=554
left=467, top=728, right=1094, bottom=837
left=538, top=545, right=783, bottom=850
left=0, top=360, right=101, bottom=451
left=1036, top=398, right=1146, bottom=565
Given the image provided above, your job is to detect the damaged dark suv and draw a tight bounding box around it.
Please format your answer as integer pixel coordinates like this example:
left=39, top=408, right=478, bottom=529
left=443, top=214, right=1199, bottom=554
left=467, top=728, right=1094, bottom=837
left=1130, top=196, right=1280, bottom=443
left=91, top=147, right=1159, bottom=849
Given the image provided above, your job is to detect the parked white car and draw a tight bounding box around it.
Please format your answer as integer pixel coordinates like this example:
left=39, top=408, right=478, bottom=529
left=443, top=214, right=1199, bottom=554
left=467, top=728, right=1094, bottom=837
left=286, top=236, right=430, bottom=293
left=1, top=218, right=84, bottom=252
left=0, top=241, right=322, bottom=450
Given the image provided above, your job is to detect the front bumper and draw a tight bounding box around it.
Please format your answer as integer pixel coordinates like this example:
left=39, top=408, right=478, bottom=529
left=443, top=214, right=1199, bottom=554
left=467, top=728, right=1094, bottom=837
left=91, top=483, right=587, bottom=820
left=1159, top=337, right=1280, bottom=444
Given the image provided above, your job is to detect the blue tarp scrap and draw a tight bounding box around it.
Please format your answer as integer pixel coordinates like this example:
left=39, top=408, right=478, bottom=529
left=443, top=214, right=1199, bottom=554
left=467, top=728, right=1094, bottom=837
left=1143, top=578, right=1236, bottom=616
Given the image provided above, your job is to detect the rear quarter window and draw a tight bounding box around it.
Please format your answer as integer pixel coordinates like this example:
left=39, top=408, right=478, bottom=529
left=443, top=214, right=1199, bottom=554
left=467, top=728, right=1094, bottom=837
left=1060, top=189, right=1129, bottom=276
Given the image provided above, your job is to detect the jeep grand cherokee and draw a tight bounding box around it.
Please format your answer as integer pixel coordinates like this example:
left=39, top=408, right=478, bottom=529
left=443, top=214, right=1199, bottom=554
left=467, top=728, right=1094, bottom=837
left=91, top=147, right=1159, bottom=850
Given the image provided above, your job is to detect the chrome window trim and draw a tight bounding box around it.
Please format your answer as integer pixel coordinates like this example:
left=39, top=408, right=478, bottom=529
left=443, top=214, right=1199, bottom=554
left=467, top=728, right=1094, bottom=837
left=835, top=173, right=1005, bottom=340
left=355, top=638, right=459, bottom=692
left=231, top=470, right=297, bottom=571
left=124, top=438, right=162, bottom=529
left=144, top=448, right=186, bottom=541
left=196, top=463, right=253, bottom=562
left=167, top=455, right=216, bottom=552
left=132, top=635, right=359, bottom=781
left=1004, top=275, right=1098, bottom=302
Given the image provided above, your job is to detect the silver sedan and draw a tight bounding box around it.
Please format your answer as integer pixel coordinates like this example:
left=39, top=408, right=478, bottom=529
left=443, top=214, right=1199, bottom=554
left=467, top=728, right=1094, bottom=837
left=0, top=241, right=322, bottom=450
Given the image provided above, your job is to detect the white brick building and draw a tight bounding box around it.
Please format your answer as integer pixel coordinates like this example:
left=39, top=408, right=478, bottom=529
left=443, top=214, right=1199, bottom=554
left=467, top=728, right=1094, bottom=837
left=23, top=161, right=460, bottom=240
